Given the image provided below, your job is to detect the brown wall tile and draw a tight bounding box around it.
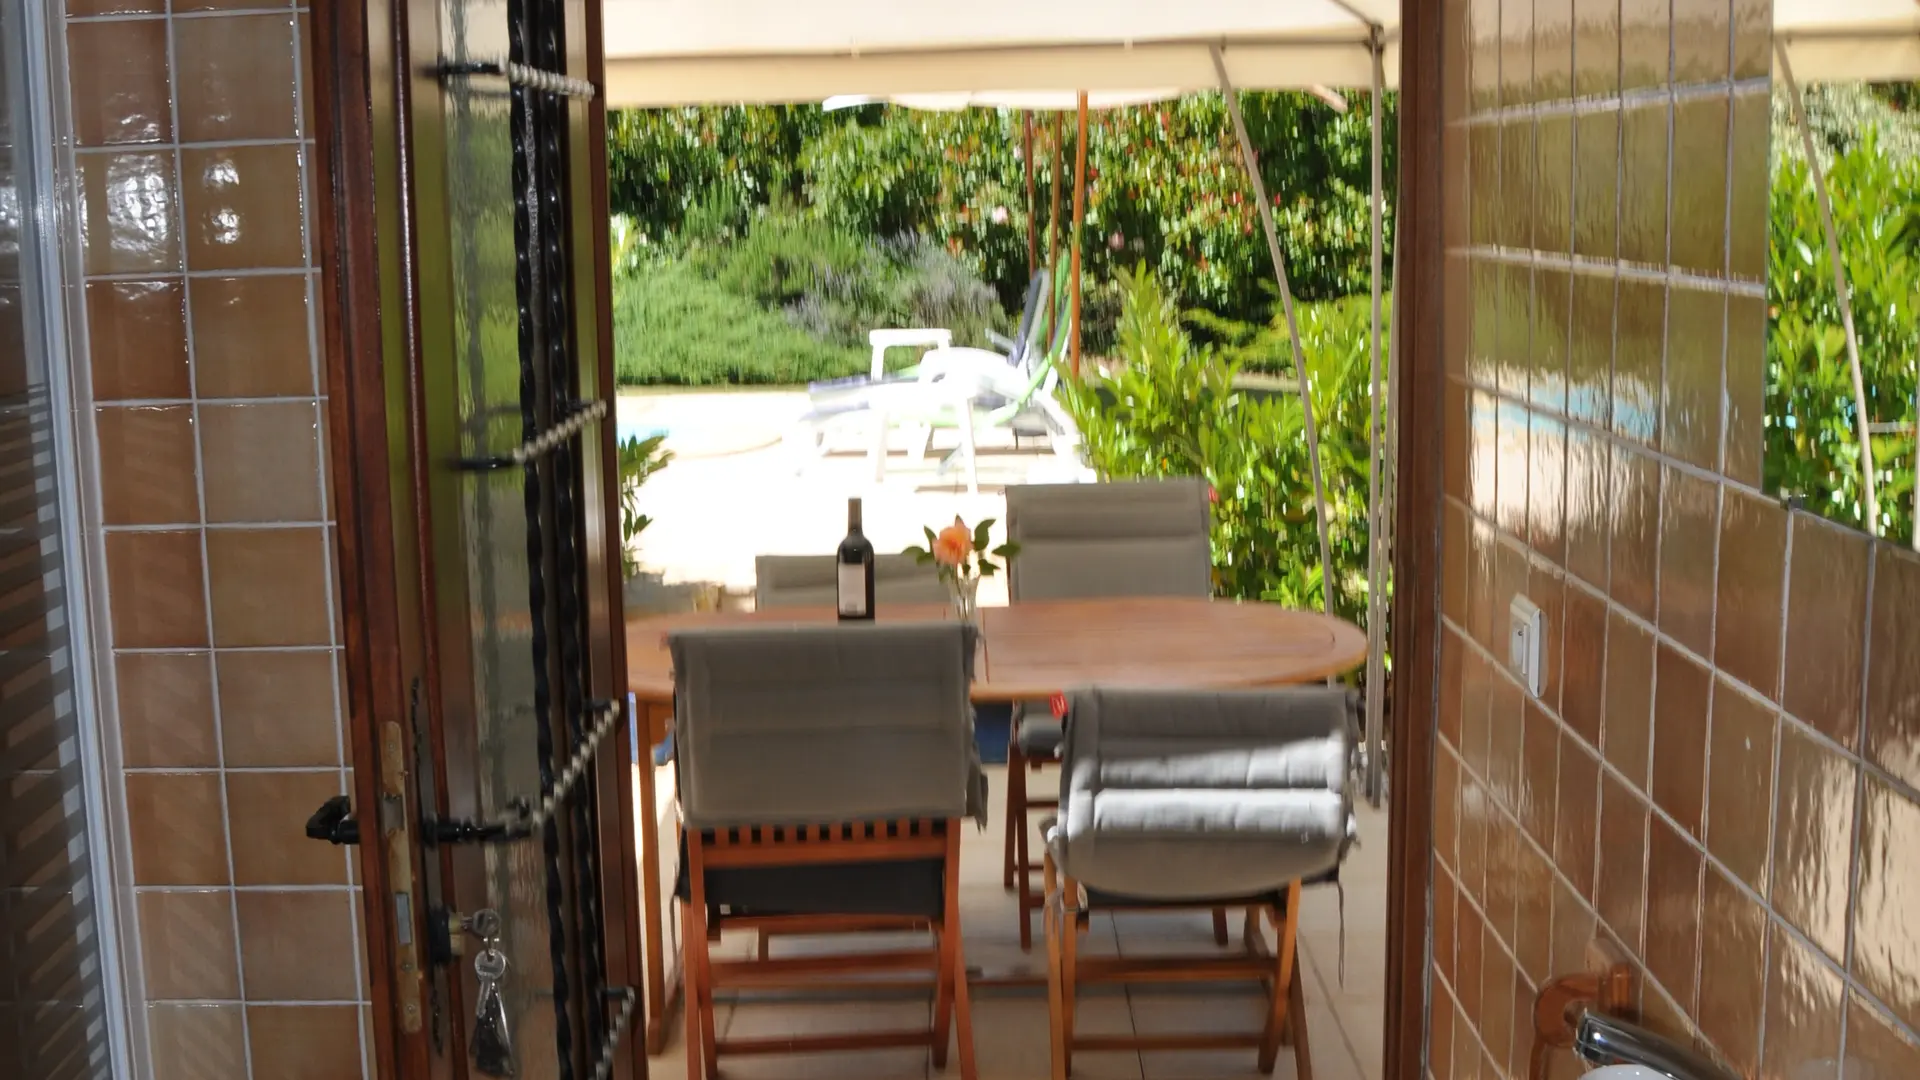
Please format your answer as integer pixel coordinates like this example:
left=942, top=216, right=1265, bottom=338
left=1706, top=678, right=1777, bottom=892
left=104, top=531, right=207, bottom=648
left=148, top=1004, right=247, bottom=1080
left=1439, top=745, right=1463, bottom=871
left=66, top=19, right=171, bottom=146
left=1458, top=896, right=1486, bottom=1025
left=1572, top=0, right=1620, bottom=97
left=1521, top=701, right=1559, bottom=851
left=1770, top=725, right=1857, bottom=962
left=1573, top=114, right=1620, bottom=261
left=1502, top=120, right=1538, bottom=255
left=172, top=14, right=299, bottom=142
left=1845, top=992, right=1920, bottom=1079
left=1783, top=513, right=1869, bottom=748
left=1535, top=121, right=1574, bottom=261
left=126, top=772, right=229, bottom=886
left=205, top=528, right=334, bottom=647
left=87, top=279, right=189, bottom=401
left=1865, top=545, right=1920, bottom=790
left=1668, top=94, right=1730, bottom=275
left=1651, top=643, right=1711, bottom=837
left=1727, top=92, right=1771, bottom=283
left=227, top=772, right=346, bottom=886
left=1716, top=489, right=1786, bottom=699
left=1609, top=446, right=1660, bottom=620
left=1604, top=609, right=1654, bottom=786
left=1613, top=281, right=1665, bottom=448
left=217, top=650, right=340, bottom=767
left=1644, top=813, right=1703, bottom=1010
left=1671, top=0, right=1731, bottom=84
left=95, top=406, right=199, bottom=525
left=1618, top=104, right=1671, bottom=267
left=115, top=651, right=218, bottom=768
left=236, top=891, right=359, bottom=1001
left=77, top=151, right=181, bottom=276
left=181, top=145, right=306, bottom=272
left=1565, top=425, right=1611, bottom=587
left=1479, top=944, right=1516, bottom=1072
left=1619, top=0, right=1672, bottom=90
left=1696, top=864, right=1765, bottom=1075
left=68, top=0, right=164, bottom=13
left=1657, top=467, right=1718, bottom=656
left=1562, top=584, right=1607, bottom=744
left=137, top=890, right=240, bottom=999
left=1851, top=774, right=1920, bottom=1034
left=199, top=402, right=322, bottom=523
left=1554, top=736, right=1600, bottom=899
left=246, top=1006, right=364, bottom=1080
left=1530, top=416, right=1567, bottom=564
left=1513, top=841, right=1554, bottom=986
left=1662, top=286, right=1725, bottom=470
left=1761, top=924, right=1844, bottom=1080
left=1596, top=770, right=1649, bottom=954
left=1722, top=294, right=1766, bottom=486
left=189, top=274, right=315, bottom=398
left=1437, top=866, right=1459, bottom=986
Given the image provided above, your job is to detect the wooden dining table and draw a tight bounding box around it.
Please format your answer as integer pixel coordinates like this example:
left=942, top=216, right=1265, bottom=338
left=622, top=596, right=1367, bottom=1053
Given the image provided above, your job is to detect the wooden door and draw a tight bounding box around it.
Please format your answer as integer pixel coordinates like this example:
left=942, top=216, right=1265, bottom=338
left=308, top=0, right=644, bottom=1076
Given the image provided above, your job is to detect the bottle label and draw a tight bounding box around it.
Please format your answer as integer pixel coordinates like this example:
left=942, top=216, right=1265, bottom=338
left=838, top=563, right=867, bottom=616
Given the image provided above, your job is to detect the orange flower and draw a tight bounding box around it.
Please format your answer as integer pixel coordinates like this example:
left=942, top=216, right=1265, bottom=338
left=933, top=518, right=973, bottom=568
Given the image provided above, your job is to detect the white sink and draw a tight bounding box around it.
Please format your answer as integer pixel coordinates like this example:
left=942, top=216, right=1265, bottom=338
left=1585, top=1069, right=1667, bottom=1080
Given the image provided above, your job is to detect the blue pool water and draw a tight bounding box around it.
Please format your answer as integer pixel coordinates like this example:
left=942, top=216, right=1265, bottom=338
left=616, top=418, right=669, bottom=446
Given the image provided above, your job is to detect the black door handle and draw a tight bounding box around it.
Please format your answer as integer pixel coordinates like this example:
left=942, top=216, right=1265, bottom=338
left=306, top=794, right=361, bottom=845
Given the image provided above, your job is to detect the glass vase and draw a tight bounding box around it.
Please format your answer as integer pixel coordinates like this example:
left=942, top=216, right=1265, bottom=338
left=948, top=575, right=980, bottom=628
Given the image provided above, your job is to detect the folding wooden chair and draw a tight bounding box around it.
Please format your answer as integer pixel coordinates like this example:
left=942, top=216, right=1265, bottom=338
left=669, top=622, right=984, bottom=1080
left=1040, top=686, right=1357, bottom=1079
left=1002, top=478, right=1215, bottom=950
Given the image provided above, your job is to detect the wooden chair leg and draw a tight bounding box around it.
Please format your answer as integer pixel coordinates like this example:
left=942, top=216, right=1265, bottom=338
left=1257, top=881, right=1303, bottom=1075
left=932, top=924, right=955, bottom=1069
left=953, top=941, right=979, bottom=1080
left=1044, top=854, right=1069, bottom=1080
left=1015, top=766, right=1036, bottom=952
left=1060, top=873, right=1080, bottom=1078
left=1212, top=908, right=1230, bottom=947
left=1004, top=743, right=1026, bottom=891
left=1289, top=956, right=1314, bottom=1080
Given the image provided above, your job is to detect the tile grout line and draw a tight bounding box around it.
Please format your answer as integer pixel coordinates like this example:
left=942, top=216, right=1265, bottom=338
left=158, top=0, right=255, bottom=1074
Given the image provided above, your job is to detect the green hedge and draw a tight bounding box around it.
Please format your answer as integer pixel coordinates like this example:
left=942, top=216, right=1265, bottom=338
left=611, top=260, right=867, bottom=386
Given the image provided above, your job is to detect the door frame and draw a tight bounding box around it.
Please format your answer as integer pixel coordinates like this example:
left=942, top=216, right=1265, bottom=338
left=1383, top=0, right=1446, bottom=1077
left=314, top=0, right=1448, bottom=1075
left=309, top=0, right=646, bottom=1076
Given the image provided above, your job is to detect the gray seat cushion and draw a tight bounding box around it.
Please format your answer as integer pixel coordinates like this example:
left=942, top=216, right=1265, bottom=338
left=1046, top=687, right=1356, bottom=902
left=1012, top=704, right=1064, bottom=757
left=1005, top=479, right=1213, bottom=602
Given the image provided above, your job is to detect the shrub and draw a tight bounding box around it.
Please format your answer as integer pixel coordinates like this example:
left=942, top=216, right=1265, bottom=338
left=1767, top=129, right=1920, bottom=543
left=1058, top=267, right=1383, bottom=624
left=612, top=260, right=868, bottom=385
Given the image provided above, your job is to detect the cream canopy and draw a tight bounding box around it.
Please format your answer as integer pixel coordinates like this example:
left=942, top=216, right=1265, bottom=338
left=602, top=0, right=1916, bottom=108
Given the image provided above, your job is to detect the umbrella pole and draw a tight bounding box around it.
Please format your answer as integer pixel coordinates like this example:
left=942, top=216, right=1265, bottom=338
left=1070, top=90, right=1089, bottom=377
left=1046, top=113, right=1064, bottom=349
left=1778, top=41, right=1879, bottom=535
left=1364, top=38, right=1388, bottom=805
left=1209, top=46, right=1337, bottom=622
left=1023, top=111, right=1038, bottom=276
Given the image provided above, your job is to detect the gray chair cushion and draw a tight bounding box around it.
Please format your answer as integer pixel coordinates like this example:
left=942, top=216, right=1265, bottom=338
left=1046, top=687, right=1356, bottom=902
left=755, top=553, right=949, bottom=610
left=669, top=622, right=987, bottom=829
left=1012, top=704, right=1064, bottom=757
left=1005, top=479, right=1212, bottom=601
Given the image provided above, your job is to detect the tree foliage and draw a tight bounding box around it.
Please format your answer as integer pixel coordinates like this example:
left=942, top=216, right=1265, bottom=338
left=1767, top=128, right=1920, bottom=543
left=606, top=93, right=1396, bottom=345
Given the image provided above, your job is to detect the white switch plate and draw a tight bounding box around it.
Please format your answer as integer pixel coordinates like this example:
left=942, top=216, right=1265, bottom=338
left=1508, top=595, right=1545, bottom=697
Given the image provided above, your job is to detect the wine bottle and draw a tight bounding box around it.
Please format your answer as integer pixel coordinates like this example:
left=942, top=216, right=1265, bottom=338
left=837, top=497, right=875, bottom=621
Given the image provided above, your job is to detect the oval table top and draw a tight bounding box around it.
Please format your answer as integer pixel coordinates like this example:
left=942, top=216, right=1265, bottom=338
left=623, top=596, right=1367, bottom=704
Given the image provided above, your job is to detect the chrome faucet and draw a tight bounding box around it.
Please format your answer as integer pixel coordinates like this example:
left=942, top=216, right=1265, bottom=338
left=1574, top=1011, right=1742, bottom=1080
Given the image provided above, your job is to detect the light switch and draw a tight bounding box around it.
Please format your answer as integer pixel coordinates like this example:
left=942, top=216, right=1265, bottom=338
left=1508, top=595, right=1545, bottom=697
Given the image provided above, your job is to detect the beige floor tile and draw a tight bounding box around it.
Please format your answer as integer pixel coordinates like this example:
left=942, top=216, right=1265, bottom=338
left=718, top=999, right=935, bottom=1080
left=1128, top=989, right=1273, bottom=1080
